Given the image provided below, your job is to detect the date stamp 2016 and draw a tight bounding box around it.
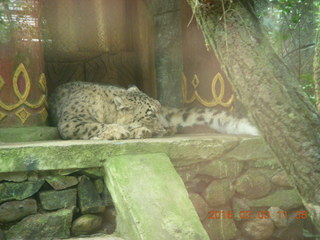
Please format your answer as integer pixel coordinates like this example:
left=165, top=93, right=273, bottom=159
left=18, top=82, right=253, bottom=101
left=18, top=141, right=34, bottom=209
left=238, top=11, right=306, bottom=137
left=208, top=210, right=308, bottom=220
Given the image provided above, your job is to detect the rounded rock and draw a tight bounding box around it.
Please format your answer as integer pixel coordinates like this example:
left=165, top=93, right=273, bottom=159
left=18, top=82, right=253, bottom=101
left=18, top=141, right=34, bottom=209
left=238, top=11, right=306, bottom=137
left=0, top=198, right=37, bottom=223
left=241, top=218, right=274, bottom=240
left=235, top=169, right=272, bottom=199
left=202, top=179, right=235, bottom=207
left=271, top=171, right=293, bottom=187
left=71, top=214, right=103, bottom=236
left=188, top=193, right=209, bottom=220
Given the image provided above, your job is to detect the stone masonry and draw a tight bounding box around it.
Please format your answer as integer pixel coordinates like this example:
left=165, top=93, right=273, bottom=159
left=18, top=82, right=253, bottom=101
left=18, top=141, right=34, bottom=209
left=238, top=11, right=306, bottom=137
left=0, top=135, right=316, bottom=239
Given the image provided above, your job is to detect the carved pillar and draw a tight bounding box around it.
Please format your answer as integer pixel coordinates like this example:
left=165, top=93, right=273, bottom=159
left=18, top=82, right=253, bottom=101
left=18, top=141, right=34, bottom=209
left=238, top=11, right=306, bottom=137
left=181, top=1, right=234, bottom=109
left=0, top=0, right=47, bottom=127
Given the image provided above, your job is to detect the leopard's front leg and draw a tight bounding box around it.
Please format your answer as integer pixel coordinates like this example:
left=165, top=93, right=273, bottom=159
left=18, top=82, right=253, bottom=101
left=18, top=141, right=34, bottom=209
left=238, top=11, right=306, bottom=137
left=58, top=119, right=130, bottom=140
left=126, top=123, right=152, bottom=139
left=130, top=126, right=152, bottom=139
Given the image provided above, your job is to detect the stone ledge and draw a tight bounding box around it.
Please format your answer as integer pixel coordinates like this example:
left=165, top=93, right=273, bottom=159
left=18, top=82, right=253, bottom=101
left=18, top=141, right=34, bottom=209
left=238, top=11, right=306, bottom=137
left=0, top=127, right=60, bottom=142
left=1, top=134, right=294, bottom=240
left=0, top=134, right=275, bottom=173
left=62, top=236, right=124, bottom=240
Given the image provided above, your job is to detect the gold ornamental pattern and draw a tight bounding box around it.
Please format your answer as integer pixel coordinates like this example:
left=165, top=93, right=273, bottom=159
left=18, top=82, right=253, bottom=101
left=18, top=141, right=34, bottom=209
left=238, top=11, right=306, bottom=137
left=182, top=72, right=234, bottom=108
left=0, top=63, right=48, bottom=123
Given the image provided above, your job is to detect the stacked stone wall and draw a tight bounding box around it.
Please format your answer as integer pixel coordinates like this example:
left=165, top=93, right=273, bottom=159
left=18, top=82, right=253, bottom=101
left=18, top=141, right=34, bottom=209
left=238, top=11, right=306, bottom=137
left=173, top=140, right=315, bottom=240
left=0, top=168, right=116, bottom=240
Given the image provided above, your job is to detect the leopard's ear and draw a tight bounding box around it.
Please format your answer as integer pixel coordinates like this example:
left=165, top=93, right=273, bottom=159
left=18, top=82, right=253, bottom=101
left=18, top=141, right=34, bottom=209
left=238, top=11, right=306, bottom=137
left=127, top=85, right=140, bottom=92
left=114, top=96, right=127, bottom=110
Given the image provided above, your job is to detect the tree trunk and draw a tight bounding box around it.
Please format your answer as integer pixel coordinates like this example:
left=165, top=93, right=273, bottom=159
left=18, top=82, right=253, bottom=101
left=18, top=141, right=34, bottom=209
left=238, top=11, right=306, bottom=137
left=314, top=19, right=320, bottom=111
left=186, top=0, right=320, bottom=229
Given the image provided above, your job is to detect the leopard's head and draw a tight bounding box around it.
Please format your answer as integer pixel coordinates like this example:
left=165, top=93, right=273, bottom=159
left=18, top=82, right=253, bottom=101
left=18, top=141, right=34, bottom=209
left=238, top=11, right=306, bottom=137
left=113, top=86, right=167, bottom=136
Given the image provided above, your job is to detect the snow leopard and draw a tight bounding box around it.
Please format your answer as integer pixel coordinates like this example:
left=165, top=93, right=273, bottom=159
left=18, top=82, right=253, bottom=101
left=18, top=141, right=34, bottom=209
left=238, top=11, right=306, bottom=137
left=49, top=81, right=258, bottom=140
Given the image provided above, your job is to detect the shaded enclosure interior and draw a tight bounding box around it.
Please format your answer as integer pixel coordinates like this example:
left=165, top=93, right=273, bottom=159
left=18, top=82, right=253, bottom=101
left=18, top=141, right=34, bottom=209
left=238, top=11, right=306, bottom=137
left=0, top=0, right=235, bottom=129
left=43, top=0, right=157, bottom=98
left=1, top=0, right=317, bottom=240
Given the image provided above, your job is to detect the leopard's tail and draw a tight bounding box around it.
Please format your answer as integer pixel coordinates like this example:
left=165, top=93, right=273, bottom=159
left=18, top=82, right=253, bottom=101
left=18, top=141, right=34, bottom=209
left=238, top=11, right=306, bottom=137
left=161, top=106, right=259, bottom=136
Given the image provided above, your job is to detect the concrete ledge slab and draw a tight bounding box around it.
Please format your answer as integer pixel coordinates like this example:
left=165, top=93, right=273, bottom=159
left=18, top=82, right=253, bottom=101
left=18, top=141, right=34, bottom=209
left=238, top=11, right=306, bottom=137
left=104, top=153, right=209, bottom=240
left=0, top=134, right=272, bottom=173
left=0, top=127, right=60, bottom=142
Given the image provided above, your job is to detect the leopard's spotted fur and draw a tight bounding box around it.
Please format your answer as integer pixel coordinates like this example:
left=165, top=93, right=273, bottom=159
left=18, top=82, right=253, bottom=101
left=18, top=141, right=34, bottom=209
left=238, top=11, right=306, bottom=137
left=49, top=81, right=258, bottom=140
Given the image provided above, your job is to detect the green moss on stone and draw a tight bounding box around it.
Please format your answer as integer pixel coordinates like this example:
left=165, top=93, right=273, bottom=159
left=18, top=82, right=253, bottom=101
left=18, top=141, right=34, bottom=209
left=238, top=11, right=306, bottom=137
left=5, top=209, right=73, bottom=240
left=104, top=153, right=210, bottom=240
left=0, top=127, right=60, bottom=142
left=0, top=180, right=44, bottom=204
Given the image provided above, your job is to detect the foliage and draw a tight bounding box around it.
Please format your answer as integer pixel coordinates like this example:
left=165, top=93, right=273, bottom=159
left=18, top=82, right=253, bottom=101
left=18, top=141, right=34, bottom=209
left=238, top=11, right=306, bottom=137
left=0, top=0, right=13, bottom=43
left=301, top=73, right=317, bottom=104
left=257, top=0, right=319, bottom=105
left=0, top=0, right=38, bottom=44
left=269, top=0, right=304, bottom=26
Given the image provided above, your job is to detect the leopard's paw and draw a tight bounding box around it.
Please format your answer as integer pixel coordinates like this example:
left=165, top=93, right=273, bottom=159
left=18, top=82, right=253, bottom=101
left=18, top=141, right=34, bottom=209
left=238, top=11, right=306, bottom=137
left=97, top=125, right=130, bottom=140
left=131, top=126, right=152, bottom=139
